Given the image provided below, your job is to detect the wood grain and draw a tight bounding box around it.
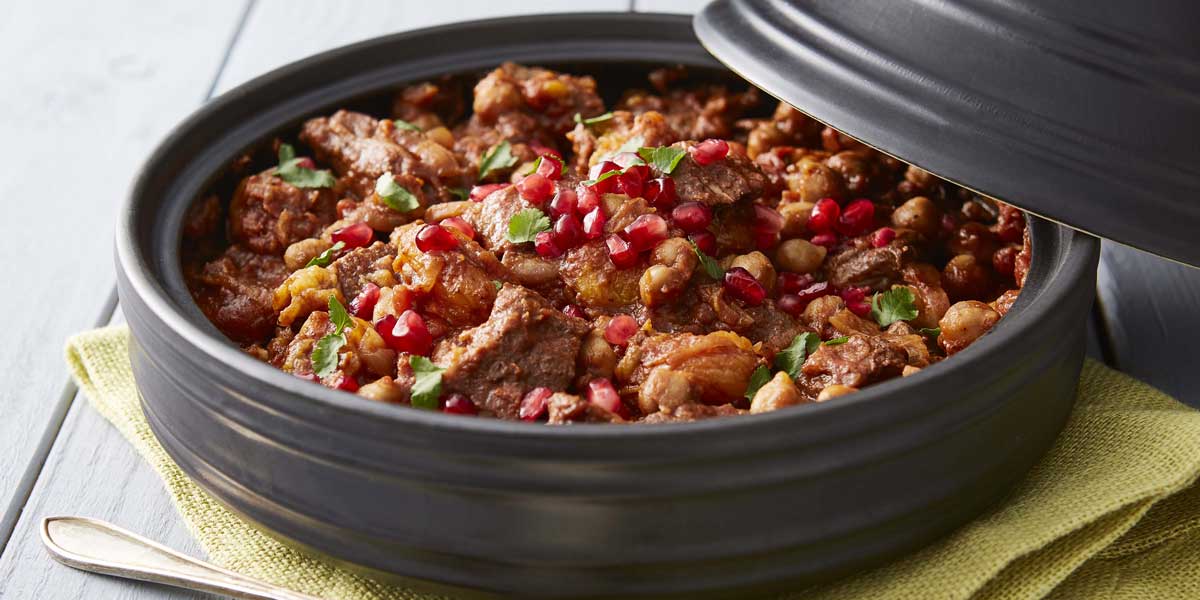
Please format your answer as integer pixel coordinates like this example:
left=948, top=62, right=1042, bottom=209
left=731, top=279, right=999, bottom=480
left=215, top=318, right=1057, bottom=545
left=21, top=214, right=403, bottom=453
left=0, top=0, right=250, bottom=552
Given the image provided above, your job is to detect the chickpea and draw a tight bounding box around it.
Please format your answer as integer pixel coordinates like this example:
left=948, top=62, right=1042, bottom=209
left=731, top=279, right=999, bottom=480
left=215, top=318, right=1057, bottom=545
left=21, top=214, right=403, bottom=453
left=730, top=251, right=777, bottom=294
left=775, top=238, right=826, bottom=274
left=938, top=300, right=1000, bottom=355
left=357, top=377, right=407, bottom=404
left=816, top=384, right=858, bottom=402
left=639, top=238, right=697, bottom=306
left=578, top=329, right=617, bottom=380
left=891, top=196, right=940, bottom=237
left=283, top=238, right=332, bottom=271
left=904, top=165, right=939, bottom=191
left=750, top=372, right=805, bottom=413
left=785, top=157, right=843, bottom=203
left=639, top=265, right=680, bottom=306
left=639, top=367, right=694, bottom=414
left=778, top=200, right=815, bottom=236
left=425, top=125, right=455, bottom=149
left=502, top=251, right=559, bottom=287
left=948, top=222, right=998, bottom=263
left=902, top=365, right=922, bottom=377
left=942, top=254, right=994, bottom=301
left=424, top=200, right=470, bottom=222
left=651, top=238, right=698, bottom=273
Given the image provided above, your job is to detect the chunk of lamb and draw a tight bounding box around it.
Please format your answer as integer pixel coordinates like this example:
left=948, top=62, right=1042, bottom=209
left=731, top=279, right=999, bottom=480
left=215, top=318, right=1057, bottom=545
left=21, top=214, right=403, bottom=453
left=567, top=110, right=678, bottom=170
left=461, top=184, right=534, bottom=255
left=634, top=365, right=747, bottom=423
left=547, top=393, right=624, bottom=424
left=825, top=235, right=917, bottom=290
left=188, top=245, right=290, bottom=343
left=472, top=62, right=605, bottom=140
left=618, top=66, right=760, bottom=140
left=798, top=334, right=907, bottom=400
left=616, top=331, right=762, bottom=406
left=330, top=241, right=396, bottom=300
left=391, top=221, right=508, bottom=328
left=228, top=172, right=337, bottom=255
left=432, top=285, right=590, bottom=419
left=670, top=141, right=767, bottom=207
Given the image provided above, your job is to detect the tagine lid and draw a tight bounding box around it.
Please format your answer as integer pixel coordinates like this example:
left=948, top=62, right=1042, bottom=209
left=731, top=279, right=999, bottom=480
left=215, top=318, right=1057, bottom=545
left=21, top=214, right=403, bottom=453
left=694, top=0, right=1200, bottom=266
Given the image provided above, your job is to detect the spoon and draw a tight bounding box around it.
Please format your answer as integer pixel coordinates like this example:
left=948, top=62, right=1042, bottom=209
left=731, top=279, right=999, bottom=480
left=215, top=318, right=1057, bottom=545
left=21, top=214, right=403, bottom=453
left=41, top=516, right=322, bottom=600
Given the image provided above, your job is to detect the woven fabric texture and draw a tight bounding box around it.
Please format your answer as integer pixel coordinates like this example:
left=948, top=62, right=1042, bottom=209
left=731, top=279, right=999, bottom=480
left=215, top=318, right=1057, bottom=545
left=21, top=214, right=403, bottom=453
left=65, top=325, right=1200, bottom=599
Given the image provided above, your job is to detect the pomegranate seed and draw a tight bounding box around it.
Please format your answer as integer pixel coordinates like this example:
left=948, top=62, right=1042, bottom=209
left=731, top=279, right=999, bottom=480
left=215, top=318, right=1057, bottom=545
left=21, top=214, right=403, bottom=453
left=808, top=198, right=841, bottom=234
left=548, top=188, right=578, bottom=218
left=441, top=394, right=478, bottom=415
left=604, top=314, right=639, bottom=346
left=689, top=231, right=717, bottom=255
left=295, top=157, right=317, bottom=169
left=643, top=177, right=677, bottom=208
left=415, top=224, right=459, bottom=253
left=587, top=378, right=623, bottom=413
left=836, top=199, right=876, bottom=236
left=811, top=232, right=838, bottom=248
left=840, top=287, right=871, bottom=317
left=586, top=161, right=621, bottom=193
left=624, top=164, right=651, bottom=181
left=562, top=304, right=587, bottom=319
left=518, top=173, right=555, bottom=205
left=614, top=170, right=644, bottom=199
left=689, top=139, right=729, bottom=166
left=622, top=214, right=669, bottom=251
left=778, top=294, right=805, bottom=316
left=871, top=227, right=897, bottom=248
left=295, top=371, right=320, bottom=383
left=534, top=231, right=565, bottom=258
left=778, top=272, right=816, bottom=295
left=328, top=371, right=359, bottom=392
left=331, top=222, right=373, bottom=249
left=575, top=184, right=601, bottom=214
left=553, top=214, right=583, bottom=248
left=529, top=142, right=559, bottom=158
left=723, top=267, right=767, bottom=306
left=606, top=234, right=639, bottom=268
left=375, top=310, right=433, bottom=355
left=535, top=155, right=564, bottom=180
left=441, top=217, right=475, bottom=241
left=470, top=183, right=509, bottom=202
left=671, top=201, right=713, bottom=232
left=753, top=204, right=785, bottom=234
left=754, top=229, right=780, bottom=250
left=794, top=281, right=833, bottom=306
left=348, top=283, right=380, bottom=320
left=581, top=206, right=606, bottom=240
left=612, top=152, right=643, bottom=168
left=519, top=387, right=553, bottom=421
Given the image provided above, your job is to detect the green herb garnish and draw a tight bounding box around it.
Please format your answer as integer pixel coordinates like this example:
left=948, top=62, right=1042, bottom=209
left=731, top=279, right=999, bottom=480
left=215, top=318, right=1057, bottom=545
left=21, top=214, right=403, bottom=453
left=305, top=241, right=345, bottom=268
left=774, top=332, right=820, bottom=380
left=637, top=146, right=688, bottom=175
left=689, top=240, right=725, bottom=280
left=311, top=295, right=354, bottom=378
left=744, top=365, right=772, bottom=401
left=393, top=118, right=422, bottom=131
left=448, top=187, right=470, bottom=200
left=478, top=140, right=517, bottom=180
left=409, top=356, right=447, bottom=410
left=505, top=208, right=552, bottom=244
left=492, top=280, right=503, bottom=291
left=275, top=143, right=336, bottom=188
left=581, top=169, right=621, bottom=187
left=824, top=336, right=850, bottom=346
left=918, top=327, right=941, bottom=339
left=374, top=172, right=420, bottom=213
left=574, top=112, right=614, bottom=126
left=870, top=287, right=919, bottom=328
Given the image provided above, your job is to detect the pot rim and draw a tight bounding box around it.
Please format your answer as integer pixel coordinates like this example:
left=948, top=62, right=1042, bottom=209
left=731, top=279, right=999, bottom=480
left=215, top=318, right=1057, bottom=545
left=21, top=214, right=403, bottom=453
left=116, top=11, right=1099, bottom=443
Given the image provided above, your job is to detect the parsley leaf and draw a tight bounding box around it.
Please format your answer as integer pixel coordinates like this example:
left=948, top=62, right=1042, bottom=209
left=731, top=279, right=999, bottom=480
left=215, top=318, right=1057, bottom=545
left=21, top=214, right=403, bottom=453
left=824, top=336, right=850, bottom=346
left=505, top=208, right=552, bottom=244
left=574, top=112, right=614, bottom=126
left=311, top=295, right=353, bottom=378
left=374, top=172, right=420, bottom=212
left=870, top=287, right=919, bottom=327
left=492, top=280, right=502, bottom=291
left=275, top=143, right=336, bottom=188
left=448, top=187, right=470, bottom=200
left=744, top=365, right=772, bottom=401
left=409, top=356, right=446, bottom=410
left=614, top=135, right=646, bottom=157
left=690, top=240, right=725, bottom=280
left=774, top=332, right=820, bottom=379
left=393, top=118, right=422, bottom=131
left=305, top=241, right=345, bottom=268
left=638, top=146, right=688, bottom=175
left=918, top=327, right=941, bottom=339
left=478, top=141, right=517, bottom=180
left=581, top=169, right=621, bottom=187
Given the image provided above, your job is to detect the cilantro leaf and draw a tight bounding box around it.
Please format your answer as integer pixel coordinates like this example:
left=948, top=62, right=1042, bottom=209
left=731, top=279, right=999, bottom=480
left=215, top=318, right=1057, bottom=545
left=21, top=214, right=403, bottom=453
left=393, top=118, right=422, bottom=131
left=374, top=172, right=420, bottom=213
left=918, top=327, right=941, bottom=339
left=478, top=141, right=517, bottom=180
left=870, top=287, right=919, bottom=327
left=492, top=280, right=502, bottom=291
left=275, top=143, right=336, bottom=188
left=327, top=294, right=353, bottom=332
left=637, top=146, right=688, bottom=175
left=774, top=332, right=820, bottom=379
left=448, top=187, right=469, bottom=200
left=613, top=134, right=645, bottom=157
left=581, top=169, right=621, bottom=187
left=824, top=336, right=850, bottom=346
left=409, top=356, right=446, bottom=410
left=310, top=295, right=354, bottom=379
left=574, top=112, right=613, bottom=126
left=305, top=241, right=345, bottom=268
left=505, top=208, right=552, bottom=244
left=690, top=240, right=725, bottom=280
left=744, top=365, right=772, bottom=401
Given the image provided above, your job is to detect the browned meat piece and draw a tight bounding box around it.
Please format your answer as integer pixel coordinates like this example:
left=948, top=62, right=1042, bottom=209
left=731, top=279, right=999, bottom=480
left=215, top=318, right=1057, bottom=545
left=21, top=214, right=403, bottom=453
left=901, top=264, right=951, bottom=329
left=460, top=184, right=533, bottom=255
left=188, top=245, right=289, bottom=343
left=991, top=288, right=1021, bottom=317
left=783, top=151, right=844, bottom=204
left=391, top=78, right=467, bottom=128
left=825, top=235, right=916, bottom=290
left=618, top=67, right=760, bottom=140
left=274, top=311, right=395, bottom=382
left=454, top=114, right=544, bottom=179
left=546, top=392, right=623, bottom=424
left=391, top=221, right=507, bottom=328
left=568, top=110, right=679, bottom=169
left=798, top=334, right=907, bottom=398
left=670, top=142, right=766, bottom=207
left=183, top=194, right=223, bottom=241
left=825, top=150, right=892, bottom=196
left=616, top=331, right=761, bottom=405
left=641, top=403, right=743, bottom=424
left=330, top=241, right=395, bottom=300
left=560, top=240, right=643, bottom=310
left=228, top=173, right=337, bottom=255
left=433, top=285, right=590, bottom=418
left=742, top=102, right=823, bottom=159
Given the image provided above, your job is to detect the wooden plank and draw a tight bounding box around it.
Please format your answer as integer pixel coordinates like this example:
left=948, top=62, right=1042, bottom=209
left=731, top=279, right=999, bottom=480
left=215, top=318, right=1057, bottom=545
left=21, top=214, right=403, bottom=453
left=1096, top=242, right=1200, bottom=408
left=0, top=0, right=250, bottom=550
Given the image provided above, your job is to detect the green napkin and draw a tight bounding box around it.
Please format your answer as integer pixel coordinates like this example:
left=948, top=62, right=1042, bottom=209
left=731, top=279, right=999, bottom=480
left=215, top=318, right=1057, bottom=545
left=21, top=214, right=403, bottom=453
left=66, top=325, right=1200, bottom=599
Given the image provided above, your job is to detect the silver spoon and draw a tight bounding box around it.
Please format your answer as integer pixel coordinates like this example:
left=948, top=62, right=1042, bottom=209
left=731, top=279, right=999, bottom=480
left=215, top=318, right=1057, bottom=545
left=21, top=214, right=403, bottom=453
left=41, top=516, right=322, bottom=600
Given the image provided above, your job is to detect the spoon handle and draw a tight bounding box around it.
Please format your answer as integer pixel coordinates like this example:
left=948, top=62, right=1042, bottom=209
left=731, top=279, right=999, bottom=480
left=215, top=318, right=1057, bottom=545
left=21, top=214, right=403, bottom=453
left=41, top=516, right=322, bottom=600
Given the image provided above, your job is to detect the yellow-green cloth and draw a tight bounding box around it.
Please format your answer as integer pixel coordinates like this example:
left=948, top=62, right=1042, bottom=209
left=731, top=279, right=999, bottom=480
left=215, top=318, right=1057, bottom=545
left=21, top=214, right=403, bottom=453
left=65, top=325, right=1200, bottom=600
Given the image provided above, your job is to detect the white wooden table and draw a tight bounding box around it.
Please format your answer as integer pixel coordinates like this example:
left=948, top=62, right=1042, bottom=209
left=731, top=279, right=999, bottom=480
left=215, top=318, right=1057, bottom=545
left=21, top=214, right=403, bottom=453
left=1, top=1, right=1196, bottom=597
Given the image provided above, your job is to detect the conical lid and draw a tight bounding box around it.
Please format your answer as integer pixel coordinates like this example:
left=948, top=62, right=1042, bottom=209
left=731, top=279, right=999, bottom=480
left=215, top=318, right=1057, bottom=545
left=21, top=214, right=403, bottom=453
left=695, top=0, right=1200, bottom=266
